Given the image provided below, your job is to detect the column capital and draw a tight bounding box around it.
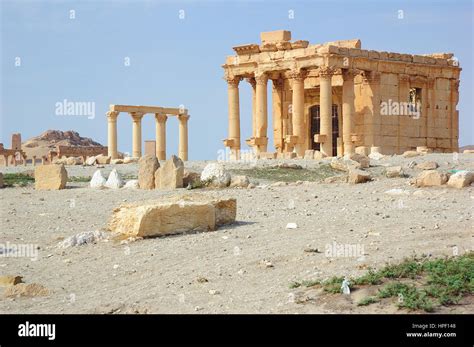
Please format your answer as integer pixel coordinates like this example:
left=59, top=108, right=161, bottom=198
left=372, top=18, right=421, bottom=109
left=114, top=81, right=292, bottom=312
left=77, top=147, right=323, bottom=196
left=155, top=113, right=168, bottom=123
left=225, top=76, right=242, bottom=87
left=363, top=70, right=381, bottom=83
left=272, top=77, right=285, bottom=90
left=178, top=114, right=190, bottom=122
left=255, top=72, right=268, bottom=85
left=130, top=111, right=145, bottom=121
left=287, top=69, right=307, bottom=81
left=106, top=111, right=119, bottom=120
left=426, top=77, right=436, bottom=89
left=342, top=68, right=357, bottom=81
left=318, top=66, right=336, bottom=79
left=246, top=77, right=256, bottom=88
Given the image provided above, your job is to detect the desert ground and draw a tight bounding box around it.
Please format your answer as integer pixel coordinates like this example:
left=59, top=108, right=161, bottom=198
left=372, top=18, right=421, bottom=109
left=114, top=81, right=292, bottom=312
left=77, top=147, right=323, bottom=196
left=0, top=153, right=472, bottom=314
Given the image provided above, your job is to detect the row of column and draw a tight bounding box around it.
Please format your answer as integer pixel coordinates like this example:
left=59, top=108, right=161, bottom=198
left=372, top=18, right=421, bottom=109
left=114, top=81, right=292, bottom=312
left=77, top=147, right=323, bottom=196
left=107, top=111, right=190, bottom=161
left=225, top=67, right=356, bottom=158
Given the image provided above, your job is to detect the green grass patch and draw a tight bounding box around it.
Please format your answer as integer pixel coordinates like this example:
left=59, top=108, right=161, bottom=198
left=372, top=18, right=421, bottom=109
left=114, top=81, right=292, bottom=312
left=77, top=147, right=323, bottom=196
left=2, top=173, right=35, bottom=187
left=229, top=164, right=338, bottom=183
left=295, top=253, right=474, bottom=312
left=68, top=176, right=91, bottom=182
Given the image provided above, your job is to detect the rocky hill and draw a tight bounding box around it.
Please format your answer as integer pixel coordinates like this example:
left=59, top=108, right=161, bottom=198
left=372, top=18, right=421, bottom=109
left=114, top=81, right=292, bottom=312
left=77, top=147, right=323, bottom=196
left=22, top=130, right=104, bottom=158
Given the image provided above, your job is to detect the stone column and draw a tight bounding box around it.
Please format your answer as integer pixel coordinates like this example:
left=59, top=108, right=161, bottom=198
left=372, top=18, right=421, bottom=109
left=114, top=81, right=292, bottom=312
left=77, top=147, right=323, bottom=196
left=272, top=77, right=284, bottom=153
left=255, top=73, right=268, bottom=153
left=32, top=155, right=37, bottom=166
left=178, top=114, right=190, bottom=161
left=398, top=74, right=410, bottom=152
left=319, top=67, right=334, bottom=157
left=154, top=113, right=167, bottom=160
left=106, top=111, right=119, bottom=159
left=226, top=76, right=241, bottom=160
left=130, top=112, right=144, bottom=158
left=289, top=70, right=306, bottom=157
left=246, top=77, right=257, bottom=139
left=450, top=79, right=460, bottom=152
left=342, top=69, right=356, bottom=155
left=4, top=155, right=8, bottom=167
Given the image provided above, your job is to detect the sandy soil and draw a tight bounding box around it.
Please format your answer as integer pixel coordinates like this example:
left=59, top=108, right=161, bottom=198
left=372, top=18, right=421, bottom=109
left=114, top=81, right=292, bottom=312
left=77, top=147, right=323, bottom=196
left=0, top=153, right=472, bottom=314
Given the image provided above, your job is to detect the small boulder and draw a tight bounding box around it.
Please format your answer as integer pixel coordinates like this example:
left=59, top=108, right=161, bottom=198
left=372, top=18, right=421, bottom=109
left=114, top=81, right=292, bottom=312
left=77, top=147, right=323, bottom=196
left=304, top=150, right=314, bottom=160
left=313, top=151, right=325, bottom=160
left=230, top=175, right=250, bottom=188
left=155, top=155, right=184, bottom=189
left=330, top=158, right=360, bottom=172
left=368, top=152, right=385, bottom=161
left=0, top=275, right=23, bottom=287
left=403, top=150, right=420, bottom=158
left=138, top=155, right=160, bottom=190
left=414, top=170, right=448, bottom=187
left=447, top=171, right=474, bottom=189
left=85, top=156, right=97, bottom=166
left=463, top=149, right=474, bottom=154
left=416, top=161, right=439, bottom=170
left=34, top=164, right=68, bottom=190
left=105, top=169, right=123, bottom=189
left=347, top=153, right=369, bottom=168
left=96, top=154, right=111, bottom=165
left=348, top=169, right=371, bottom=184
left=58, top=230, right=108, bottom=248
left=123, top=157, right=139, bottom=164
left=200, top=163, right=231, bottom=188
left=111, top=159, right=124, bottom=165
left=183, top=170, right=201, bottom=188
left=90, top=169, right=106, bottom=188
left=4, top=283, right=50, bottom=298
left=385, top=166, right=404, bottom=178
left=124, top=179, right=139, bottom=189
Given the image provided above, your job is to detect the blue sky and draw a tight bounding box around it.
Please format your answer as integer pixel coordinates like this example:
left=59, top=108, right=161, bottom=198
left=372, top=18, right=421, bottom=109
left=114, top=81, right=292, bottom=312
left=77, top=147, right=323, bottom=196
left=1, top=0, right=472, bottom=159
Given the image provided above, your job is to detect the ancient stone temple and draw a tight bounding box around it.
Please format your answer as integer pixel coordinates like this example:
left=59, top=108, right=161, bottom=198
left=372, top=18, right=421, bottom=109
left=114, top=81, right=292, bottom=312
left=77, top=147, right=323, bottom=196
left=222, top=30, right=461, bottom=159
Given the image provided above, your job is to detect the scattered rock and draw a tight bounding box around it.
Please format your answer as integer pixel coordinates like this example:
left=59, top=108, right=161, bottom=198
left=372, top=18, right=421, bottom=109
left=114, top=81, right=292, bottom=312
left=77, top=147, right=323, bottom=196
left=277, top=163, right=303, bottom=169
left=107, top=194, right=237, bottom=237
left=463, top=149, right=474, bottom=154
left=4, top=283, right=50, bottom=298
left=200, top=163, right=231, bottom=188
left=330, top=158, right=360, bottom=172
left=304, top=150, right=314, bottom=160
left=124, top=180, right=139, bottom=189
left=368, top=152, right=385, bottom=160
left=414, top=170, right=448, bottom=187
left=447, top=170, right=474, bottom=189
left=416, top=161, right=439, bottom=170
left=313, top=151, right=326, bottom=160
left=348, top=169, right=371, bottom=184
left=384, top=188, right=410, bottom=196
left=138, top=155, right=160, bottom=190
left=286, top=222, right=298, bottom=229
left=270, top=181, right=287, bottom=187
left=90, top=169, right=106, bottom=188
left=111, top=159, right=124, bottom=165
left=85, top=156, right=97, bottom=166
left=123, top=157, right=139, bottom=164
left=230, top=175, right=250, bottom=188
left=57, top=230, right=108, bottom=248
left=346, top=153, right=370, bottom=168
left=34, top=164, right=68, bottom=190
left=105, top=169, right=123, bottom=189
left=0, top=275, right=23, bottom=287
left=385, top=166, right=404, bottom=178
left=155, top=155, right=184, bottom=189
left=96, top=154, right=111, bottom=165
left=403, top=150, right=420, bottom=158
left=324, top=175, right=346, bottom=183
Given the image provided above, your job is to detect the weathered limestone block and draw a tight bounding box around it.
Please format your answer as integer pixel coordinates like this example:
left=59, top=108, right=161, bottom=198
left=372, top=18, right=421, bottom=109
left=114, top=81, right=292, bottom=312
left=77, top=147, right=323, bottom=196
left=155, top=155, right=184, bottom=189
left=96, top=154, right=111, bottom=165
left=111, top=159, right=124, bottom=165
left=463, top=150, right=474, bottom=154
left=415, top=170, right=448, bottom=187
left=416, top=161, right=439, bottom=170
left=355, top=146, right=369, bottom=156
left=348, top=169, right=372, bottom=184
left=283, top=152, right=297, bottom=159
left=347, top=153, right=369, bottom=168
left=230, top=175, right=250, bottom=188
left=54, top=157, right=81, bottom=165
left=34, top=164, right=67, bottom=190
left=138, top=155, right=160, bottom=190
left=403, top=150, right=420, bottom=158
left=369, top=152, right=385, bottom=160
left=85, top=156, right=97, bottom=166
left=417, top=146, right=433, bottom=154
left=313, top=151, right=326, bottom=160
left=259, top=152, right=276, bottom=159
left=447, top=171, right=474, bottom=189
left=304, top=150, right=314, bottom=160
left=124, top=179, right=139, bottom=189
left=4, top=283, right=49, bottom=298
left=107, top=194, right=237, bottom=237
left=0, top=275, right=22, bottom=287
left=90, top=169, right=106, bottom=188
left=123, top=157, right=139, bottom=164
left=330, top=158, right=360, bottom=172
left=385, top=166, right=404, bottom=178
left=200, top=163, right=231, bottom=188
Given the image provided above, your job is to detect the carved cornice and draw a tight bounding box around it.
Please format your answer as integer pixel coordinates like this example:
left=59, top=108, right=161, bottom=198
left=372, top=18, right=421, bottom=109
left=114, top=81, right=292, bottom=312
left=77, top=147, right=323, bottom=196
left=130, top=111, right=145, bottom=121
left=155, top=113, right=168, bottom=123
left=106, top=111, right=119, bottom=120
left=362, top=70, right=381, bottom=83
left=225, top=76, right=242, bottom=87
left=178, top=114, right=190, bottom=122
left=287, top=69, right=308, bottom=81
left=342, top=68, right=357, bottom=80
left=272, top=77, right=285, bottom=90
left=245, top=77, right=256, bottom=88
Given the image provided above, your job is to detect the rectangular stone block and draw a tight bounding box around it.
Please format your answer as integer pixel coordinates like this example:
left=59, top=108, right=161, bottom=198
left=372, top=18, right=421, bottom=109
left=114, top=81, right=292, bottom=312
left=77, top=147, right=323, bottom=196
left=34, top=164, right=68, bottom=190
left=260, top=30, right=291, bottom=43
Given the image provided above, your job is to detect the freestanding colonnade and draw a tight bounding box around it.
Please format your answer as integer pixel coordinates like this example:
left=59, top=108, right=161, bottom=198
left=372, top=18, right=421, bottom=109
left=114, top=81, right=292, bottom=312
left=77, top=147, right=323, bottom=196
left=106, top=105, right=190, bottom=161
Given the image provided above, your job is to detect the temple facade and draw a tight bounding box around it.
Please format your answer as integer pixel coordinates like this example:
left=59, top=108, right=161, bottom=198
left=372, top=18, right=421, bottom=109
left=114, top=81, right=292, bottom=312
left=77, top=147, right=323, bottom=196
left=222, top=30, right=461, bottom=159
